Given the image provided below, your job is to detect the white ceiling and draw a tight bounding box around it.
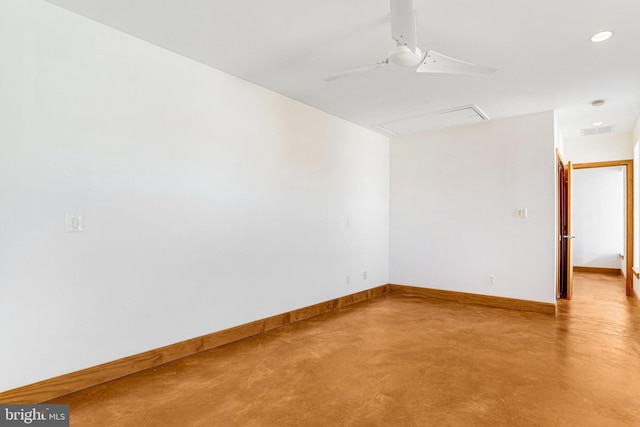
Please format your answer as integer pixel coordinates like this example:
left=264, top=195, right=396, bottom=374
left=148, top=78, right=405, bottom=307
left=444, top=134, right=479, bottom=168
left=45, top=0, right=640, bottom=139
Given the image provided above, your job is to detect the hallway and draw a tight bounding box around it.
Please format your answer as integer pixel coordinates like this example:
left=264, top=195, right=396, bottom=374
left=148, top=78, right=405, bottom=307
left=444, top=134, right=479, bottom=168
left=50, top=273, right=640, bottom=426
left=558, top=272, right=639, bottom=337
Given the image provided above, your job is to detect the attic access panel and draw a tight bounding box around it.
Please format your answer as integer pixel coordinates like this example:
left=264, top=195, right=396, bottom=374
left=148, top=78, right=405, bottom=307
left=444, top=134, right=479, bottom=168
left=373, top=104, right=490, bottom=136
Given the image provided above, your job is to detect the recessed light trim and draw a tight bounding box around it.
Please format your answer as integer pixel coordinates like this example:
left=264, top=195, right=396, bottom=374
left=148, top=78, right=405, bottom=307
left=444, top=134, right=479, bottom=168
left=592, top=121, right=604, bottom=126
left=591, top=99, right=606, bottom=107
left=590, top=30, right=613, bottom=43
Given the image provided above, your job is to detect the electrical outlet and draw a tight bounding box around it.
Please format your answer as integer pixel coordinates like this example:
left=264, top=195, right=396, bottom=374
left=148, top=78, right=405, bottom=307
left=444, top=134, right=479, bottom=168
left=488, top=275, right=495, bottom=285
left=363, top=271, right=367, bottom=280
left=347, top=275, right=350, bottom=284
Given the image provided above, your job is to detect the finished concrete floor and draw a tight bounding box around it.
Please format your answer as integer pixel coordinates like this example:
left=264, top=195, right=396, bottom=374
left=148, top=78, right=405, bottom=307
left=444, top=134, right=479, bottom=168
left=50, top=273, right=640, bottom=426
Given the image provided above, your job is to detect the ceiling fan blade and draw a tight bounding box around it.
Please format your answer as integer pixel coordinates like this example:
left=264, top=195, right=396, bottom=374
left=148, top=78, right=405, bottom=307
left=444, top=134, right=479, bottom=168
left=323, top=62, right=386, bottom=82
left=416, top=50, right=497, bottom=75
left=390, top=0, right=417, bottom=53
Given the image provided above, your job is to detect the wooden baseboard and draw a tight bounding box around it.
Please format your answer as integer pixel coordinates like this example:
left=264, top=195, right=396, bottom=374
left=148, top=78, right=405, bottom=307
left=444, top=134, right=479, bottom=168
left=388, top=284, right=557, bottom=315
left=573, top=266, right=622, bottom=276
left=634, top=287, right=640, bottom=309
left=0, top=285, right=389, bottom=404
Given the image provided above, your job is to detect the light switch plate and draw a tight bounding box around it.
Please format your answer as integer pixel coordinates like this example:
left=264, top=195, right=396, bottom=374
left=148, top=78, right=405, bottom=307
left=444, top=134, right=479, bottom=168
left=66, top=214, right=83, bottom=232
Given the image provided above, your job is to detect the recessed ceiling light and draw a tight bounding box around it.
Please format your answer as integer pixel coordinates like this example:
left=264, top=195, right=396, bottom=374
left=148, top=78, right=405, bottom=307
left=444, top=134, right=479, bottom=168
left=592, top=121, right=604, bottom=126
left=591, top=99, right=606, bottom=107
left=591, top=31, right=613, bottom=43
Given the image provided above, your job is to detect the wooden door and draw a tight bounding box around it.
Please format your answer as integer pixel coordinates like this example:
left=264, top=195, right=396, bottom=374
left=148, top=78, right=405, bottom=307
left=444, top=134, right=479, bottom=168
left=566, top=162, right=574, bottom=299
left=557, top=160, right=567, bottom=298
left=558, top=159, right=574, bottom=299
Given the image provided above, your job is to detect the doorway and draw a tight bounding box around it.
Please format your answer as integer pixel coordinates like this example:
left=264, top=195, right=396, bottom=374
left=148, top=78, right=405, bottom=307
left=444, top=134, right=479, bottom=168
left=558, top=159, right=634, bottom=298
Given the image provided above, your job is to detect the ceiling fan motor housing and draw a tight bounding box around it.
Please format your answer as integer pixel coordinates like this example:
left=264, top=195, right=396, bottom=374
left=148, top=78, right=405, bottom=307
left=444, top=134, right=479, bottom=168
left=388, top=45, right=423, bottom=67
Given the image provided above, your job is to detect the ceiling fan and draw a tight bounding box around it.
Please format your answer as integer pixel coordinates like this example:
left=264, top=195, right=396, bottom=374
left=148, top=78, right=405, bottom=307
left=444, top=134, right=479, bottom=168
left=324, top=0, right=496, bottom=81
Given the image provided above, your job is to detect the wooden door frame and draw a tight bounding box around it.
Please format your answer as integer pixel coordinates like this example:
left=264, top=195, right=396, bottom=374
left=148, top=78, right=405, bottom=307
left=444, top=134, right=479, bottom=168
left=567, top=161, right=574, bottom=299
left=556, top=152, right=568, bottom=298
left=572, top=160, right=634, bottom=297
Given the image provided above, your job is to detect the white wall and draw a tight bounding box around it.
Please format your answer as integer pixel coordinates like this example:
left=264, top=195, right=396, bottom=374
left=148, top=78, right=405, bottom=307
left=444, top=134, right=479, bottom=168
left=572, top=167, right=625, bottom=269
left=634, top=120, right=640, bottom=294
left=635, top=116, right=640, bottom=273
left=563, top=132, right=634, bottom=163
left=555, top=115, right=565, bottom=157
left=0, top=0, right=389, bottom=392
left=389, top=112, right=557, bottom=304
left=635, top=142, right=640, bottom=272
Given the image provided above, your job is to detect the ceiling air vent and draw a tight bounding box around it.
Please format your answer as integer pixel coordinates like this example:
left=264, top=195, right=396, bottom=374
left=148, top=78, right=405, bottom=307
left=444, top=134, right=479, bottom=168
left=580, top=125, right=614, bottom=136
left=373, top=104, right=490, bottom=136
